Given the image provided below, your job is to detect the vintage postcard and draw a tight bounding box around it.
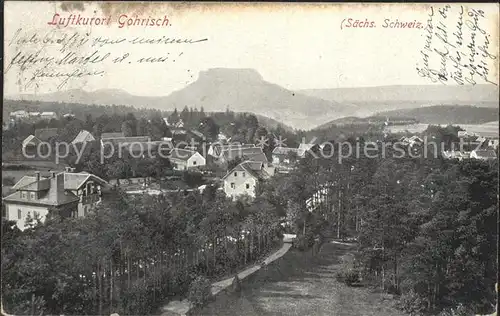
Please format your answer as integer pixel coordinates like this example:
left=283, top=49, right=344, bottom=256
left=2, top=2, right=499, bottom=316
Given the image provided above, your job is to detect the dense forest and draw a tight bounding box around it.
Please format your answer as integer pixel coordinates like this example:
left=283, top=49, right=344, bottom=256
left=270, top=133, right=498, bottom=316
left=2, top=187, right=284, bottom=315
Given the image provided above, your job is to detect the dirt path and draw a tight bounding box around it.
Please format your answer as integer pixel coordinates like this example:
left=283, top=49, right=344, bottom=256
left=191, top=242, right=406, bottom=316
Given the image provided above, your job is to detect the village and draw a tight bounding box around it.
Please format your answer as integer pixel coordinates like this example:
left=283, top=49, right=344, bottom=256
left=3, top=108, right=324, bottom=231
left=4, top=108, right=499, bottom=230
left=2, top=109, right=498, bottom=232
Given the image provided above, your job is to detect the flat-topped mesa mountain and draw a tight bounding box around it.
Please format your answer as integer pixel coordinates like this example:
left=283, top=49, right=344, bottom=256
left=159, top=68, right=349, bottom=129
left=9, top=68, right=350, bottom=130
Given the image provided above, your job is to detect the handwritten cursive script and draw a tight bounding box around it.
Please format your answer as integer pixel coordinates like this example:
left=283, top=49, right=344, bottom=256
left=416, top=5, right=497, bottom=86
left=5, top=28, right=208, bottom=91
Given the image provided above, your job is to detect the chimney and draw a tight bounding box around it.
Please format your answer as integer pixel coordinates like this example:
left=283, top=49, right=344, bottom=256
left=56, top=173, right=65, bottom=192
left=35, top=171, right=40, bottom=182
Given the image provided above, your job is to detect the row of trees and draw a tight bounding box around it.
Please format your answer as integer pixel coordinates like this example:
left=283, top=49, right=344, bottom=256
left=273, top=137, right=498, bottom=315
left=1, top=187, right=284, bottom=315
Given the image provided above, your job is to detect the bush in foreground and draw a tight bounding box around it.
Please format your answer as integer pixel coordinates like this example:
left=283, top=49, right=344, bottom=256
left=292, top=233, right=315, bottom=251
left=187, top=276, right=213, bottom=308
left=335, top=269, right=361, bottom=286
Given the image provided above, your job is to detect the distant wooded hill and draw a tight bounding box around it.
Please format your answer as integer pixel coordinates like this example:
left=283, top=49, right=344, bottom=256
left=313, top=105, right=499, bottom=130
left=375, top=105, right=500, bottom=125
left=2, top=99, right=293, bottom=132
left=299, top=84, right=499, bottom=117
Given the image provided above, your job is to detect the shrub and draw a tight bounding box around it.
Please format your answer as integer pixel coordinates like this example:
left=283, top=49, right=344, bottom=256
left=437, top=304, right=475, bottom=316
left=292, top=233, right=315, bottom=251
left=336, top=269, right=360, bottom=286
left=187, top=276, right=213, bottom=308
left=397, top=289, right=427, bottom=316
left=121, top=282, right=155, bottom=315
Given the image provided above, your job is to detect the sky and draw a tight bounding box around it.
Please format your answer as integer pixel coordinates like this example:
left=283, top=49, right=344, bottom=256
left=3, top=2, right=499, bottom=96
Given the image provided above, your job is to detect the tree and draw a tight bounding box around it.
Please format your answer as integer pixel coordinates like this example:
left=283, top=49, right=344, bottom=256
left=85, top=114, right=94, bottom=130
left=169, top=108, right=180, bottom=124
left=147, top=116, right=169, bottom=141
left=199, top=117, right=219, bottom=141
left=121, top=121, right=134, bottom=137
left=136, top=118, right=148, bottom=136
left=180, top=106, right=190, bottom=123
left=93, top=123, right=104, bottom=137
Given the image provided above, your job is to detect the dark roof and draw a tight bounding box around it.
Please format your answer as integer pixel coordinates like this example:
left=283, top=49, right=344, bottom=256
left=13, top=175, right=50, bottom=191
left=223, top=160, right=270, bottom=180
left=211, top=143, right=254, bottom=156
left=4, top=173, right=79, bottom=207
left=35, top=128, right=59, bottom=141
left=190, top=130, right=206, bottom=139
left=12, top=172, right=108, bottom=192
left=223, top=146, right=264, bottom=161
left=17, top=177, right=51, bottom=191
left=169, top=148, right=199, bottom=161
left=242, top=152, right=268, bottom=163
left=64, top=172, right=108, bottom=190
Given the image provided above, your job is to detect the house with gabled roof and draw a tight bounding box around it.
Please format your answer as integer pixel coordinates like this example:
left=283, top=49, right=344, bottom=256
left=222, top=160, right=275, bottom=199
left=71, top=130, right=96, bottom=145
left=21, top=135, right=42, bottom=153
left=168, top=148, right=206, bottom=170
left=2, top=169, right=108, bottom=230
left=211, top=144, right=268, bottom=168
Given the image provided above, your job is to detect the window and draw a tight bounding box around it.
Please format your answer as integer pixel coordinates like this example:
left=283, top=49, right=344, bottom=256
left=230, top=183, right=235, bottom=189
left=234, top=172, right=237, bottom=177
left=246, top=183, right=250, bottom=189
left=21, top=191, right=27, bottom=199
left=18, top=209, right=22, bottom=219
left=193, top=161, right=197, bottom=165
left=33, top=211, right=39, bottom=218
left=242, top=172, right=246, bottom=177
left=30, top=192, right=36, bottom=200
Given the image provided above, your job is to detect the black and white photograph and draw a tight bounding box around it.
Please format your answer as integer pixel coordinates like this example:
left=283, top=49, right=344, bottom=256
left=2, top=2, right=499, bottom=316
